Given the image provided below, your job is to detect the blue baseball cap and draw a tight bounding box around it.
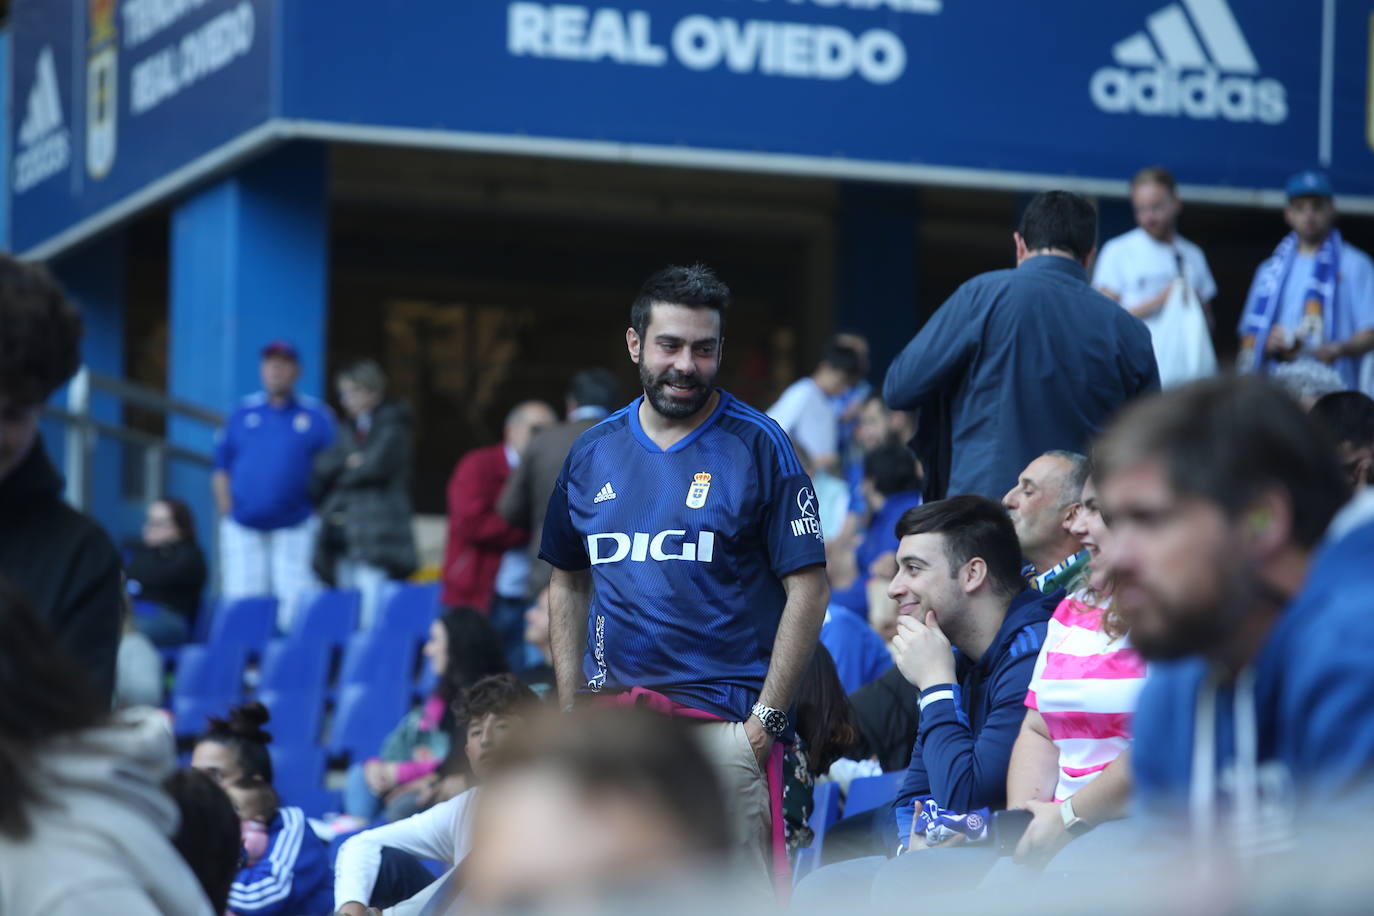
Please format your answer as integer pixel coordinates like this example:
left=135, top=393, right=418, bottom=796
left=1285, top=170, right=1333, bottom=201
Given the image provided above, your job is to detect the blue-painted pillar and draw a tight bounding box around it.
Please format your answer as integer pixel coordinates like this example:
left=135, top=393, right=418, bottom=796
left=166, top=142, right=329, bottom=554
left=834, top=182, right=920, bottom=385
left=51, top=231, right=134, bottom=536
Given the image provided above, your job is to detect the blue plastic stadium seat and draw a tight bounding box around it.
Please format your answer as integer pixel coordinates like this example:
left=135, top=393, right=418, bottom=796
left=169, top=643, right=247, bottom=738
left=292, top=589, right=361, bottom=649
left=258, top=686, right=326, bottom=749
left=172, top=693, right=239, bottom=740
left=793, top=780, right=842, bottom=885
left=208, top=595, right=279, bottom=652
left=377, top=583, right=440, bottom=637
left=269, top=743, right=339, bottom=818
left=326, top=680, right=410, bottom=762
left=843, top=771, right=904, bottom=818
left=259, top=638, right=332, bottom=694
left=337, top=629, right=416, bottom=691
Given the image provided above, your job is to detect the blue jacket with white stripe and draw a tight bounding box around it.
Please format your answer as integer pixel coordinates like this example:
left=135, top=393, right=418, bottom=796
left=893, top=588, right=1058, bottom=848
left=228, top=806, right=333, bottom=916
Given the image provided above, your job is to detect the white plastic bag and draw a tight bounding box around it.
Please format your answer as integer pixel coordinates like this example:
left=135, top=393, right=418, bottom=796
left=1146, top=278, right=1218, bottom=388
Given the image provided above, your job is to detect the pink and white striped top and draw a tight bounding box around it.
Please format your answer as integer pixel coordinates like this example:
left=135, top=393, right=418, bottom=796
left=1025, top=592, right=1147, bottom=802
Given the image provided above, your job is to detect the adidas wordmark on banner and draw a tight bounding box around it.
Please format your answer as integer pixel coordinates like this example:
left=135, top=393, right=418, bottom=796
left=1090, top=0, right=1287, bottom=124
left=15, top=46, right=72, bottom=193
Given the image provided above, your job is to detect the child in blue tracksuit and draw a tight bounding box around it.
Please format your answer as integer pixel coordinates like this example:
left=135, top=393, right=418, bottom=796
left=227, top=803, right=333, bottom=916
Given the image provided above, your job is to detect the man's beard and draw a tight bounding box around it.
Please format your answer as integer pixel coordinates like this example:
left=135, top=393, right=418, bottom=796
left=1120, top=557, right=1254, bottom=662
left=640, top=362, right=714, bottom=420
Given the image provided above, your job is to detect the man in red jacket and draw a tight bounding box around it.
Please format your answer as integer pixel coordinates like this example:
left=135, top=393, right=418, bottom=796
left=442, top=401, right=556, bottom=640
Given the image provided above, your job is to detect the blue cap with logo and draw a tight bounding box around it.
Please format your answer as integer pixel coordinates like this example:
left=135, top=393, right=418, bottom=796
left=1285, top=170, right=1333, bottom=201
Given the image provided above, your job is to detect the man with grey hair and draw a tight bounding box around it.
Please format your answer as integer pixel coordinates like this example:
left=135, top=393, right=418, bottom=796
left=1001, top=451, right=1089, bottom=593
left=442, top=401, right=557, bottom=623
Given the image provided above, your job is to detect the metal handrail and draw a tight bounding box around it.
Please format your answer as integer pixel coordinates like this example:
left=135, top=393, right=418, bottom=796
left=46, top=367, right=222, bottom=511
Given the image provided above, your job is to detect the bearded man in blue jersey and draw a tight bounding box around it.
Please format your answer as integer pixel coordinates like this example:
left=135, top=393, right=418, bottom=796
left=541, top=264, right=830, bottom=888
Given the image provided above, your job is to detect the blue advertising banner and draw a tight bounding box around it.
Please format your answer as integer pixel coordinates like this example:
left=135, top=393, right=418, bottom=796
left=280, top=0, right=1372, bottom=200
left=10, top=0, right=1374, bottom=256
left=10, top=0, right=273, bottom=253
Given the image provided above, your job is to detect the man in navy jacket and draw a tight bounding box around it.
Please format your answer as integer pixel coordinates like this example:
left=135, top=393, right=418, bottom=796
left=884, top=191, right=1158, bottom=502
left=795, top=496, right=1054, bottom=904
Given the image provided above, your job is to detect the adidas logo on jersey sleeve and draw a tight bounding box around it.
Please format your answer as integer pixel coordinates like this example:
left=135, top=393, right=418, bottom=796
left=593, top=482, right=617, bottom=504
left=1089, top=0, right=1286, bottom=125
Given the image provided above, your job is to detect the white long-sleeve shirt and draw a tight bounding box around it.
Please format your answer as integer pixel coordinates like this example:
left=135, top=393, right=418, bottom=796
left=333, top=788, right=480, bottom=911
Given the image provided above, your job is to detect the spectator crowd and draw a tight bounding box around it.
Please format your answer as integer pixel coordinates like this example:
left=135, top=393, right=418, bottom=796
left=2, top=166, right=1374, bottom=915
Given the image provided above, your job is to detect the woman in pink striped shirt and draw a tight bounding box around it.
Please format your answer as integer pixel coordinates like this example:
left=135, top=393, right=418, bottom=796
left=1004, top=474, right=1146, bottom=867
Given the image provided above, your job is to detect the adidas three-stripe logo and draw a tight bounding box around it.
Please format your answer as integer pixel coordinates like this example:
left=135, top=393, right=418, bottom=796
left=1089, top=0, right=1287, bottom=125
left=593, top=483, right=617, bottom=504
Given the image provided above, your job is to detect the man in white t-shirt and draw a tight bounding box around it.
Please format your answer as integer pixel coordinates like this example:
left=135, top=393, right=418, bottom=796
left=767, top=341, right=862, bottom=472
left=1093, top=166, right=1218, bottom=388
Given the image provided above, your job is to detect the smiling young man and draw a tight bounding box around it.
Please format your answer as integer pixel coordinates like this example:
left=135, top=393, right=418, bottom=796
left=540, top=264, right=829, bottom=887
left=794, top=495, right=1055, bottom=906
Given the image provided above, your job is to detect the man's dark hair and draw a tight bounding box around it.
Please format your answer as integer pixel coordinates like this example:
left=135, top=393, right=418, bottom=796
left=199, top=701, right=274, bottom=783
left=453, top=672, right=539, bottom=728
left=894, top=495, right=1025, bottom=598
left=0, top=579, right=104, bottom=840
left=1096, top=377, right=1350, bottom=549
left=630, top=264, right=731, bottom=341
left=819, top=343, right=862, bottom=381
left=1310, top=391, right=1374, bottom=449
left=863, top=441, right=923, bottom=497
left=1017, top=191, right=1098, bottom=261
left=567, top=368, right=621, bottom=412
left=0, top=256, right=82, bottom=405
left=163, top=768, right=241, bottom=913
left=1131, top=165, right=1178, bottom=195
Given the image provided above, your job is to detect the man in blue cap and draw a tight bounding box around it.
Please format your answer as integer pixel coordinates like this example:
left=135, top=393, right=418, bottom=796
left=213, top=340, right=335, bottom=630
left=1238, top=171, right=1374, bottom=394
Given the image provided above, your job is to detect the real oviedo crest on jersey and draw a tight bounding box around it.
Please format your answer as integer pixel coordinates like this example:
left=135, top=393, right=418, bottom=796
left=685, top=472, right=712, bottom=509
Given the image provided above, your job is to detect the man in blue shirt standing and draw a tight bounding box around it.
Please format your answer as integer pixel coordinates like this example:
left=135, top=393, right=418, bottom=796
left=541, top=264, right=829, bottom=889
left=884, top=191, right=1159, bottom=501
left=213, top=341, right=335, bottom=630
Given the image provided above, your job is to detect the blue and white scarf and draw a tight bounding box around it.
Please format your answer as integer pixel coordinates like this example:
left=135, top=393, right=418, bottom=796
left=1239, top=229, right=1351, bottom=386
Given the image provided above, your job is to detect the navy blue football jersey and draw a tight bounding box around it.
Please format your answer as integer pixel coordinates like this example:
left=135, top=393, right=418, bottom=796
left=539, top=390, right=826, bottom=721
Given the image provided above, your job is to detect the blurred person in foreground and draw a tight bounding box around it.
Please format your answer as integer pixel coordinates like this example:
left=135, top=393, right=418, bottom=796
left=125, top=497, right=208, bottom=646
left=1093, top=166, right=1218, bottom=388
left=163, top=768, right=242, bottom=916
left=457, top=707, right=735, bottom=915
left=1238, top=171, right=1374, bottom=396
left=541, top=264, right=828, bottom=891
left=0, top=254, right=122, bottom=705
left=0, top=580, right=212, bottom=916
left=1095, top=376, right=1374, bottom=858
left=312, top=359, right=419, bottom=629
left=884, top=191, right=1158, bottom=501
left=333, top=674, right=540, bottom=916
left=1309, top=390, right=1374, bottom=490
left=213, top=340, right=335, bottom=631
left=498, top=368, right=620, bottom=605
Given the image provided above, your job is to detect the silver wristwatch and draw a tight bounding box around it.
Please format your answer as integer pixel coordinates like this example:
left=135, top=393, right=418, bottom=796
left=751, top=702, right=788, bottom=737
